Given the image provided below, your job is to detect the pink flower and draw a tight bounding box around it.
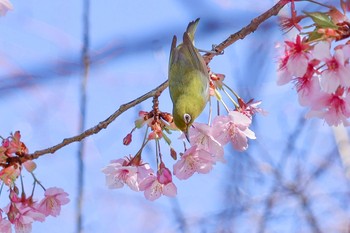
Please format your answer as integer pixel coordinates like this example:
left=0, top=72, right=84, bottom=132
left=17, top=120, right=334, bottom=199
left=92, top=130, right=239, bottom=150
left=237, top=98, right=267, bottom=118
left=294, top=61, right=328, bottom=108
left=36, top=187, right=69, bottom=217
left=212, top=111, right=256, bottom=151
left=277, top=35, right=311, bottom=85
left=8, top=203, right=45, bottom=233
left=102, top=157, right=154, bottom=191
left=189, top=123, right=224, bottom=162
left=0, top=211, right=11, bottom=233
left=0, top=164, right=21, bottom=186
left=306, top=88, right=350, bottom=126
left=313, top=41, right=350, bottom=93
left=297, top=75, right=327, bottom=108
left=139, top=163, right=176, bottom=201
left=173, top=146, right=216, bottom=180
left=0, top=0, right=12, bottom=16
left=2, top=131, right=28, bottom=156
left=6, top=193, right=46, bottom=233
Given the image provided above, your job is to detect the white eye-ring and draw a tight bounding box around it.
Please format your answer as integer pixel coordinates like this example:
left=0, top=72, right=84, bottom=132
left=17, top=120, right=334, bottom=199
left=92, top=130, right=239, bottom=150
left=184, top=113, right=191, bottom=124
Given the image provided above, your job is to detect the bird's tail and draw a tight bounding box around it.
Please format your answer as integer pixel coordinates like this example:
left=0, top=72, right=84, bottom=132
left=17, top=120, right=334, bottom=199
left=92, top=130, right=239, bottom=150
left=185, top=18, right=200, bottom=43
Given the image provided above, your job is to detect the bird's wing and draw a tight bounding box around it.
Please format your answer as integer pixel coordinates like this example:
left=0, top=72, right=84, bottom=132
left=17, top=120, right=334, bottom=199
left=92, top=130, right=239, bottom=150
left=182, top=32, right=208, bottom=77
left=169, top=35, right=178, bottom=70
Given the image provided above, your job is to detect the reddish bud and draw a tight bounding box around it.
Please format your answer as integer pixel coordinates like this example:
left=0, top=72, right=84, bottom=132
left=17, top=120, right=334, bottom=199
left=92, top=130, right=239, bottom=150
left=157, top=162, right=172, bottom=185
left=123, top=133, right=132, bottom=146
left=170, top=148, right=177, bottom=160
left=2, top=139, right=9, bottom=148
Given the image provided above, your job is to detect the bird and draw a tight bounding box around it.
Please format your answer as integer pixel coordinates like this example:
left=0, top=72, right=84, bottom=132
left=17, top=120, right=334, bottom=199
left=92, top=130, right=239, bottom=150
left=168, top=18, right=210, bottom=141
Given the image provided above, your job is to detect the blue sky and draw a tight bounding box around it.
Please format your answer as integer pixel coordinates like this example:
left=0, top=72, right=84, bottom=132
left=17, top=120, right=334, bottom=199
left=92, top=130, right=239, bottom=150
left=1, top=0, right=349, bottom=232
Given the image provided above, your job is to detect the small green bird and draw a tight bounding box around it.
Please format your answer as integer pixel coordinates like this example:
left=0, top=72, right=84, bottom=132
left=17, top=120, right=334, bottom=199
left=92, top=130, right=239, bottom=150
left=168, top=18, right=210, bottom=140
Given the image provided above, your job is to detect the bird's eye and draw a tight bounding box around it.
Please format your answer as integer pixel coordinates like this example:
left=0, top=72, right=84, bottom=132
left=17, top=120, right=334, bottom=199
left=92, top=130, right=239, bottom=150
left=183, top=113, right=191, bottom=124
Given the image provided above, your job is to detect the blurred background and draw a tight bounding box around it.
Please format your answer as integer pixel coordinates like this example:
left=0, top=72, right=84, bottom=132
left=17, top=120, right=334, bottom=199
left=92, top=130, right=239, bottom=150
left=1, top=0, right=350, bottom=232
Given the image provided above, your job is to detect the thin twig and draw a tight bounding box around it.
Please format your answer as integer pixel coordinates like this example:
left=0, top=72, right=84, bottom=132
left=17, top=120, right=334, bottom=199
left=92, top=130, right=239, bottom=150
left=203, top=0, right=289, bottom=64
left=24, top=80, right=169, bottom=161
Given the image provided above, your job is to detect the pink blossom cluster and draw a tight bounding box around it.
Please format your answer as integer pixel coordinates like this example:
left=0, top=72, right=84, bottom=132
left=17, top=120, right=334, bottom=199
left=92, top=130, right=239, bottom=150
left=0, top=132, right=69, bottom=233
left=277, top=7, right=350, bottom=126
left=174, top=111, right=256, bottom=180
left=278, top=38, right=350, bottom=126
left=102, top=156, right=176, bottom=201
left=103, top=107, right=258, bottom=201
left=0, top=188, right=69, bottom=233
left=0, top=131, right=32, bottom=186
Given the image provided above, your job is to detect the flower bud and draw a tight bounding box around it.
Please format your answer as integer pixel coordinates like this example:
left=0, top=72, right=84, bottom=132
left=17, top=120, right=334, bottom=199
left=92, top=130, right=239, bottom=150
left=123, top=133, right=132, bottom=146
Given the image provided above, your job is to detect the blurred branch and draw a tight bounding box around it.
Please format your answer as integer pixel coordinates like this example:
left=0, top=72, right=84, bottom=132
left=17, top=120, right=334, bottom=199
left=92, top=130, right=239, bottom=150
left=76, top=0, right=90, bottom=231
left=20, top=0, right=289, bottom=161
left=288, top=186, right=322, bottom=233
left=170, top=198, right=188, bottom=233
left=258, top=116, right=307, bottom=233
left=332, top=125, right=350, bottom=179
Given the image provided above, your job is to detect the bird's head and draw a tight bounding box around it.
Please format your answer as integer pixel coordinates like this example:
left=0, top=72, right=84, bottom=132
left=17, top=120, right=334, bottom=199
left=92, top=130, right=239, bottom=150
left=172, top=102, right=197, bottom=142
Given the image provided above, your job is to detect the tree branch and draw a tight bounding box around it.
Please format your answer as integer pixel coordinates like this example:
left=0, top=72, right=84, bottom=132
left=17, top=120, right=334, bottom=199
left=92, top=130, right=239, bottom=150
left=23, top=0, right=289, bottom=161
left=24, top=80, right=169, bottom=161
left=203, top=0, right=288, bottom=64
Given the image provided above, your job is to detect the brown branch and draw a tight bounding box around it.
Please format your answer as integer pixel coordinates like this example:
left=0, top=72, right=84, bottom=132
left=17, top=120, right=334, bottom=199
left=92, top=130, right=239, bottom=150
left=203, top=0, right=289, bottom=64
left=23, top=80, right=169, bottom=161
left=21, top=0, right=289, bottom=162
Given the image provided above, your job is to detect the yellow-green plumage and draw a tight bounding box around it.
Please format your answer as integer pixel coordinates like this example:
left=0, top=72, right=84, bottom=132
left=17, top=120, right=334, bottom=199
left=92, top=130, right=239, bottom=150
left=168, top=18, right=209, bottom=137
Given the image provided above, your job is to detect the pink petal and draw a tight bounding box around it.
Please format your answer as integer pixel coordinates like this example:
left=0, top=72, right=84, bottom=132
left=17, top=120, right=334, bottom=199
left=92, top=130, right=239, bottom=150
left=23, top=161, right=36, bottom=173
left=162, top=183, right=177, bottom=197
left=144, top=181, right=161, bottom=201
left=287, top=54, right=309, bottom=77
left=173, top=157, right=195, bottom=180
left=313, top=41, right=331, bottom=61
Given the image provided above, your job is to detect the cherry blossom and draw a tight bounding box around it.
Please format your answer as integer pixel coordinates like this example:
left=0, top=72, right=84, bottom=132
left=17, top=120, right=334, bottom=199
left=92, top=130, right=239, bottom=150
left=0, top=0, right=12, bottom=16
left=212, top=111, right=256, bottom=151
left=189, top=122, right=224, bottom=162
left=8, top=131, right=28, bottom=156
left=306, top=88, right=350, bottom=126
left=173, top=145, right=216, bottom=180
left=102, top=157, right=154, bottom=191
left=0, top=211, right=11, bottom=233
left=139, top=163, right=176, bottom=201
left=6, top=193, right=45, bottom=233
left=36, top=188, right=70, bottom=217
left=313, top=41, right=350, bottom=93
left=7, top=202, right=45, bottom=233
left=277, top=35, right=311, bottom=85
left=293, top=61, right=328, bottom=108
left=237, top=98, right=266, bottom=118
left=296, top=75, right=327, bottom=108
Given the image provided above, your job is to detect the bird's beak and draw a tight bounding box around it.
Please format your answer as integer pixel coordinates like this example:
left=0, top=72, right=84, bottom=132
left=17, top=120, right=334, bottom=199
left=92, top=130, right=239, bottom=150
left=184, top=127, right=190, bottom=143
